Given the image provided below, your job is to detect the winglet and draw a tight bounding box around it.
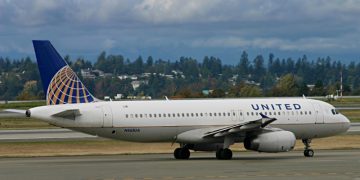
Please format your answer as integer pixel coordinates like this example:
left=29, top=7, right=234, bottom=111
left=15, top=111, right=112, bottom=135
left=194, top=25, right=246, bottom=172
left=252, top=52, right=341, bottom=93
left=259, top=113, right=269, bottom=119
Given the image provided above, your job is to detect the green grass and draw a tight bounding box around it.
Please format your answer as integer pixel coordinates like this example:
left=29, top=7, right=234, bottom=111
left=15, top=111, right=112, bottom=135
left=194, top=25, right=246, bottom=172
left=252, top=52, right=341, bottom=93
left=327, top=98, right=360, bottom=107
left=0, top=117, right=55, bottom=129
left=0, top=101, right=46, bottom=110
left=338, top=109, right=360, bottom=122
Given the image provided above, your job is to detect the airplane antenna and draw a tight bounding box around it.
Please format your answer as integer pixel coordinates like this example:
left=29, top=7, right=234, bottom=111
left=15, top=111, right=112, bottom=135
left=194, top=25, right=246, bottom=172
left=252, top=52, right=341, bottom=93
left=165, top=96, right=169, bottom=101
left=302, top=94, right=306, bottom=99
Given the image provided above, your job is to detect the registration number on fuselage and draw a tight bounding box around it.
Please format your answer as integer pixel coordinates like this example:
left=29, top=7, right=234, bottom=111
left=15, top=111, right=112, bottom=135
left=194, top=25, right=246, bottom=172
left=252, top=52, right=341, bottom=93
left=123, top=128, right=140, bottom=133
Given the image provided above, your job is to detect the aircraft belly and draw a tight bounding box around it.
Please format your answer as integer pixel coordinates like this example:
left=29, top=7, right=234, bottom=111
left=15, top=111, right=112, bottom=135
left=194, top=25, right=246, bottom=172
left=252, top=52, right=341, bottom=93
left=273, top=123, right=348, bottom=139
left=71, top=127, right=180, bottom=142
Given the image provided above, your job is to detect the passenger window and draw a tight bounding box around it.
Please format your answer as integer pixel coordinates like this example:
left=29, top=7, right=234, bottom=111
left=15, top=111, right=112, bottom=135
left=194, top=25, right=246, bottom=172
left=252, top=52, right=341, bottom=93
left=214, top=113, right=217, bottom=116
left=149, top=114, right=152, bottom=118
left=278, top=112, right=280, bottom=115
left=173, top=113, right=175, bottom=117
left=186, top=113, right=189, bottom=117
left=233, top=112, right=236, bottom=116
left=191, top=113, right=194, bottom=117
left=140, top=114, right=143, bottom=118
left=177, top=113, right=180, bottom=117
left=305, top=111, right=307, bottom=115
left=265, top=112, right=267, bottom=115
left=163, top=114, right=166, bottom=117
left=209, top=113, right=212, bottom=116
left=218, top=113, right=221, bottom=116
left=154, top=114, right=156, bottom=118
left=309, top=111, right=312, bottom=115
left=182, top=113, right=185, bottom=117
left=196, top=113, right=198, bottom=117
left=247, top=112, right=249, bottom=116
left=200, top=113, right=203, bottom=116
left=126, top=114, right=128, bottom=118
left=130, top=114, right=134, bottom=118
left=223, top=112, right=226, bottom=116
left=269, top=112, right=272, bottom=115
left=159, top=114, right=161, bottom=117
left=228, top=112, right=231, bottom=116
left=135, top=114, right=138, bottom=118
left=300, top=111, right=303, bottom=115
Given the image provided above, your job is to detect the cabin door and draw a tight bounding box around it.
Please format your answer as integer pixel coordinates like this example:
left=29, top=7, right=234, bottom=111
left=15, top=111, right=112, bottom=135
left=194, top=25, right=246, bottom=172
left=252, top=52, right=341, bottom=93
left=313, top=103, right=324, bottom=124
left=102, top=105, right=113, bottom=127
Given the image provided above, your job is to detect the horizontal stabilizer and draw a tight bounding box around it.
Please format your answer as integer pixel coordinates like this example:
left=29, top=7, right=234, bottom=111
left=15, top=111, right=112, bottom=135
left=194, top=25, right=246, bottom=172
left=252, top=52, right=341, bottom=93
left=52, top=109, right=81, bottom=120
left=4, top=109, right=26, bottom=114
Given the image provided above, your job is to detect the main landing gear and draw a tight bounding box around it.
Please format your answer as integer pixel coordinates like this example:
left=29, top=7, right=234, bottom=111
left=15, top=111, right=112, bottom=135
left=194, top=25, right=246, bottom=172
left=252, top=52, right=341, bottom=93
left=174, top=147, right=190, bottom=159
left=216, top=148, right=233, bottom=160
left=216, top=136, right=234, bottom=160
left=302, top=139, right=314, bottom=157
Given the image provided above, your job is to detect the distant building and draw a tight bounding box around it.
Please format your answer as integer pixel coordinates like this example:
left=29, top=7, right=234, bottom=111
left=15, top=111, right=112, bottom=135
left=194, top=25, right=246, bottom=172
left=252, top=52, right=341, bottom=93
left=81, top=69, right=95, bottom=79
left=202, top=90, right=214, bottom=96
left=114, top=94, right=123, bottom=100
left=131, top=80, right=148, bottom=90
left=307, top=84, right=315, bottom=91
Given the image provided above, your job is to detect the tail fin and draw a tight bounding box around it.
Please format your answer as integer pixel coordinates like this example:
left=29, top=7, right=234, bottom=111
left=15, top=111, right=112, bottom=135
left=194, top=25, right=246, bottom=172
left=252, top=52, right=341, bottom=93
left=33, top=40, right=95, bottom=105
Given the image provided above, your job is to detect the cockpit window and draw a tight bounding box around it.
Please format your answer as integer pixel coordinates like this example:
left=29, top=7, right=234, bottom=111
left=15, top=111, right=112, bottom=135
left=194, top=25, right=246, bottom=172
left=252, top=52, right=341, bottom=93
left=331, top=109, right=339, bottom=115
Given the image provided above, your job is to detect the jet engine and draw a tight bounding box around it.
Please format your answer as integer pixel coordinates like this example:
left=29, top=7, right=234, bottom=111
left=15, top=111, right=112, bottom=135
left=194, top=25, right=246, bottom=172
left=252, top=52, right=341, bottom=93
left=244, top=130, right=296, bottom=152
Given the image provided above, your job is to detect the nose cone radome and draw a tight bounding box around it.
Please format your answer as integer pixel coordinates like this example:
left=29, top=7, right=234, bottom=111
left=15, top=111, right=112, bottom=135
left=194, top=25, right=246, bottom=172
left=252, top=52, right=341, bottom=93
left=340, top=114, right=351, bottom=133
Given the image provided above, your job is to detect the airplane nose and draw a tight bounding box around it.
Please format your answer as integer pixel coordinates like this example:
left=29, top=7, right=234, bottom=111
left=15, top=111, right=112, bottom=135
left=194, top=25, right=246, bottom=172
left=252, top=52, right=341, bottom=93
left=341, top=114, right=351, bottom=132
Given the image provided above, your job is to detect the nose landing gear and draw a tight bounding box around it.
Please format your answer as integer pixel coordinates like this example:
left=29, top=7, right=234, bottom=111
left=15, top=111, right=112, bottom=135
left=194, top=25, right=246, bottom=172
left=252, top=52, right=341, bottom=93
left=302, top=139, right=314, bottom=157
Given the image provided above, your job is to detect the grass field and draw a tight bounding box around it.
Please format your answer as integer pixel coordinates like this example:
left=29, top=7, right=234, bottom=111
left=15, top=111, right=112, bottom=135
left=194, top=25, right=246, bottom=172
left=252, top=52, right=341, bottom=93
left=0, top=117, right=55, bottom=129
left=0, top=135, right=358, bottom=157
left=0, top=101, right=45, bottom=110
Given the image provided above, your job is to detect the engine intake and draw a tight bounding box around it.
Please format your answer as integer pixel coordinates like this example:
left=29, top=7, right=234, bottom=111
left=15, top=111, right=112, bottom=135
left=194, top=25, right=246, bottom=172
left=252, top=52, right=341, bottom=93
left=244, top=130, right=296, bottom=152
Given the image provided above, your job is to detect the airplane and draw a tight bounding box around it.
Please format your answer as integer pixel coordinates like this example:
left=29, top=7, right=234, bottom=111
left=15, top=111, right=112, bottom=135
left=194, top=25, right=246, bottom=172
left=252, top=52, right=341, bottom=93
left=8, top=40, right=351, bottom=160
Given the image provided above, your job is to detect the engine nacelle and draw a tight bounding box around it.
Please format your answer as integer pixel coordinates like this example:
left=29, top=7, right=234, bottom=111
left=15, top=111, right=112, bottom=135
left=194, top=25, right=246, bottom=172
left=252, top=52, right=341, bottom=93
left=244, top=131, right=296, bottom=152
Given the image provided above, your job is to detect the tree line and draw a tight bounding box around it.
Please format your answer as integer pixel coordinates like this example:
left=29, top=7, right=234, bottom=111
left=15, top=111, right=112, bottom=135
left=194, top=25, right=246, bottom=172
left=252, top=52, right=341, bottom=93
left=0, top=51, right=359, bottom=100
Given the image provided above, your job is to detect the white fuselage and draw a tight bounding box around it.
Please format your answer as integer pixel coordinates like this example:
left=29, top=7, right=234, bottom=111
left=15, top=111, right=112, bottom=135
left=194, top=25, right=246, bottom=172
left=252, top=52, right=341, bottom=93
left=29, top=98, right=350, bottom=143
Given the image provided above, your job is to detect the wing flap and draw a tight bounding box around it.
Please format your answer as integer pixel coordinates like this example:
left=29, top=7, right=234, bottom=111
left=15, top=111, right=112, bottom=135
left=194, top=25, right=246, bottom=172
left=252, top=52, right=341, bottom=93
left=203, top=113, right=276, bottom=138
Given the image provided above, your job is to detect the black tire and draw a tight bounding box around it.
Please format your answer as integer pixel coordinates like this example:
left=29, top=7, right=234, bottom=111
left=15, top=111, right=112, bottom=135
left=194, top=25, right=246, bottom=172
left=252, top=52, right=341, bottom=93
left=216, top=148, right=233, bottom=160
left=174, top=148, right=182, bottom=159
left=180, top=148, right=190, bottom=159
left=221, top=148, right=233, bottom=160
left=216, top=149, right=223, bottom=159
left=304, top=149, right=314, bottom=157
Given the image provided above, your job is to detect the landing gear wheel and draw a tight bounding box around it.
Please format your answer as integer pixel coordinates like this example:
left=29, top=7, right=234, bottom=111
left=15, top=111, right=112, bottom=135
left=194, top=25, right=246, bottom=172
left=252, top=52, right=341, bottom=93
left=304, top=149, right=314, bottom=157
left=302, top=139, right=314, bottom=157
left=174, top=148, right=190, bottom=159
left=216, top=148, right=233, bottom=160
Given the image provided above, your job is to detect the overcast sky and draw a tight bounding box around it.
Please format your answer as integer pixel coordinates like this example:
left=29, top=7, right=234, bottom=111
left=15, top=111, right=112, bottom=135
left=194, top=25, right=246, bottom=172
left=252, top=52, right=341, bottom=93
left=0, top=0, right=359, bottom=64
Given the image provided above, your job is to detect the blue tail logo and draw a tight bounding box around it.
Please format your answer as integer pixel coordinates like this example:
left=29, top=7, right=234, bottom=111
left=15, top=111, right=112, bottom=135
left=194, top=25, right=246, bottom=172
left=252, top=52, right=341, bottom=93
left=33, top=40, right=95, bottom=105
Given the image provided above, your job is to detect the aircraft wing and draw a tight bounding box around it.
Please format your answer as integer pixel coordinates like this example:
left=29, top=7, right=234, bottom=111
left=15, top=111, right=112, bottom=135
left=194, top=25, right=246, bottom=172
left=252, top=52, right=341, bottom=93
left=176, top=114, right=276, bottom=143
left=202, top=113, right=276, bottom=138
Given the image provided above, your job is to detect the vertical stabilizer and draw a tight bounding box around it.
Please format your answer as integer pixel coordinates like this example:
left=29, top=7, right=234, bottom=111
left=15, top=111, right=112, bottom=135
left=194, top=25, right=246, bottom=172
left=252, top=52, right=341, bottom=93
left=33, top=40, right=95, bottom=105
